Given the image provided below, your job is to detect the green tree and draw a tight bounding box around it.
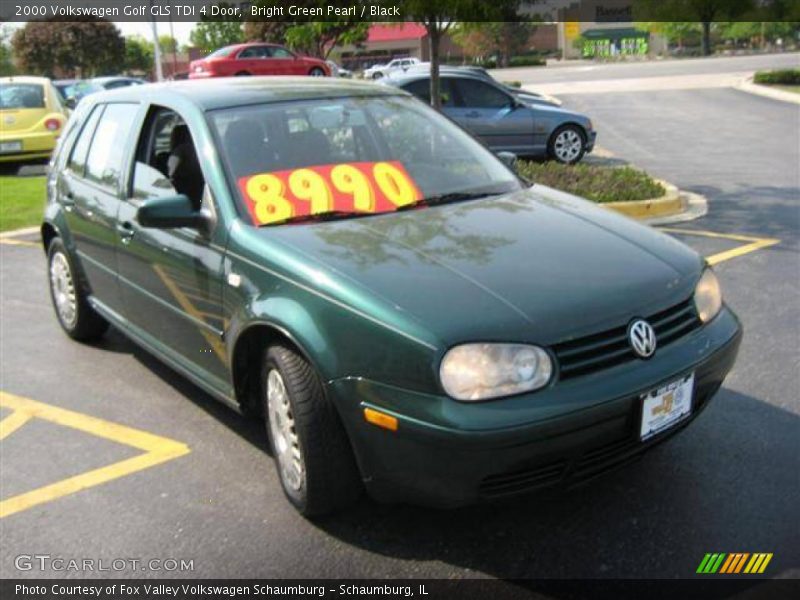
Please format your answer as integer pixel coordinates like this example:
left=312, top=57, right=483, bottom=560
left=0, top=26, right=16, bottom=76
left=124, top=36, right=154, bottom=74
left=635, top=0, right=754, bottom=55
left=12, top=18, right=124, bottom=77
left=158, top=34, right=178, bottom=55
left=285, top=22, right=369, bottom=59
left=189, top=20, right=243, bottom=54
left=453, top=21, right=536, bottom=67
left=643, top=22, right=700, bottom=50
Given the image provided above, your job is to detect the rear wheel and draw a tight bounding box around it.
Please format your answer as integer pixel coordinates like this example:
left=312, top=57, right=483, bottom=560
left=308, top=67, right=326, bottom=77
left=47, top=238, right=108, bottom=341
left=262, top=344, right=362, bottom=516
left=548, top=125, right=587, bottom=164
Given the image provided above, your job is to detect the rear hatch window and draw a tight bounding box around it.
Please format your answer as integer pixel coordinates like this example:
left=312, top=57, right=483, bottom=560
left=0, top=84, right=45, bottom=110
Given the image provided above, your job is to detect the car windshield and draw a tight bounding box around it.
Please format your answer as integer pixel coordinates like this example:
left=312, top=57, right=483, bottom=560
left=209, top=95, right=522, bottom=226
left=0, top=83, right=45, bottom=109
left=207, top=46, right=235, bottom=58
left=58, top=81, right=102, bottom=100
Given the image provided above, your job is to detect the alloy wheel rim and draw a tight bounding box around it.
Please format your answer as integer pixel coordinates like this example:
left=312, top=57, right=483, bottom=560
left=554, top=129, right=582, bottom=162
left=50, top=252, right=77, bottom=328
left=267, top=369, right=305, bottom=492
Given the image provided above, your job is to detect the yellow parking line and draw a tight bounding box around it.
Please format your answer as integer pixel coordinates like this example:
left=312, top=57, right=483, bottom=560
left=0, top=238, right=38, bottom=248
left=659, top=228, right=780, bottom=266
left=0, top=391, right=190, bottom=519
left=0, top=410, right=34, bottom=440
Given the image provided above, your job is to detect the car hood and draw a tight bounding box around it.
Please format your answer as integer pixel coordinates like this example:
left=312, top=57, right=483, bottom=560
left=259, top=185, right=703, bottom=345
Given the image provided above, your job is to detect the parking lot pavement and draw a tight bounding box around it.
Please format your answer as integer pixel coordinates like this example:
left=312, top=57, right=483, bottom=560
left=1, top=78, right=798, bottom=581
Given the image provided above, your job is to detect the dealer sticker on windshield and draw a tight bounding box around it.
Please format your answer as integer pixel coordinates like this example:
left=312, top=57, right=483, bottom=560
left=238, top=161, right=423, bottom=226
left=640, top=373, right=694, bottom=441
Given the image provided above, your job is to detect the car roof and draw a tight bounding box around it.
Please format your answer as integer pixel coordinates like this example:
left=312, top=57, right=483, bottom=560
left=0, top=76, right=53, bottom=85
left=92, top=76, right=139, bottom=83
left=81, top=76, right=408, bottom=111
left=387, top=71, right=495, bottom=86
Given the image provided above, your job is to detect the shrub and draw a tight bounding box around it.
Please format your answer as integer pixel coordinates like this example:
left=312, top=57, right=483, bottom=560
left=754, top=69, right=800, bottom=85
left=508, top=56, right=546, bottom=68
left=515, top=162, right=666, bottom=204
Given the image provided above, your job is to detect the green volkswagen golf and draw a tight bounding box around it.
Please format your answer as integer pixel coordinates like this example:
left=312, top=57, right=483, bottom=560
left=42, top=78, right=741, bottom=516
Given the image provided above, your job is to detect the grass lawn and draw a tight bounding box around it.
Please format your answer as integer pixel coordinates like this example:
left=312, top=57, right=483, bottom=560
left=0, top=176, right=47, bottom=232
left=516, top=161, right=665, bottom=203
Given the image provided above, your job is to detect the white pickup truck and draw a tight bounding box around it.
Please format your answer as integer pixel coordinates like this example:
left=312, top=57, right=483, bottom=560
left=363, top=57, right=421, bottom=80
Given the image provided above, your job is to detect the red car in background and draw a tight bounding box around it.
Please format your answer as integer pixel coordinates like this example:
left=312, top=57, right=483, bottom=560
left=189, top=43, right=330, bottom=78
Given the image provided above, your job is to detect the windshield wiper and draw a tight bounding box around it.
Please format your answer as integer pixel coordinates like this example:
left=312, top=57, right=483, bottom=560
left=398, top=190, right=506, bottom=211
left=266, top=210, right=372, bottom=226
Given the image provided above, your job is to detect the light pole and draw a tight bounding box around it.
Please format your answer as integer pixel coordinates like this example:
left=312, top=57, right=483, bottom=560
left=149, top=1, right=164, bottom=81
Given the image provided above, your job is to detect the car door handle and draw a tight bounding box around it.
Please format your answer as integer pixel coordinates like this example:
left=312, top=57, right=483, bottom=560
left=117, top=221, right=135, bottom=244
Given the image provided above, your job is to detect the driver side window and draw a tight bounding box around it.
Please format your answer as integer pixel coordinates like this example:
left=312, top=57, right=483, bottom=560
left=454, top=79, right=512, bottom=109
left=131, top=107, right=207, bottom=211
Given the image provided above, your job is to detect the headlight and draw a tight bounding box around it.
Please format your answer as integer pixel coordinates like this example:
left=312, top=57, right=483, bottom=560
left=440, top=343, right=553, bottom=401
left=694, top=268, right=722, bottom=323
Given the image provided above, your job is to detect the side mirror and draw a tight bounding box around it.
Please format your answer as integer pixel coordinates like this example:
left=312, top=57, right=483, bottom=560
left=64, top=96, right=77, bottom=110
left=136, top=194, right=206, bottom=230
left=496, top=151, right=518, bottom=171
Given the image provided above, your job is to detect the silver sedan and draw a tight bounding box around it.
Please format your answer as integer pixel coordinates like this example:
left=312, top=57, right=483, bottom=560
left=386, top=72, right=596, bottom=164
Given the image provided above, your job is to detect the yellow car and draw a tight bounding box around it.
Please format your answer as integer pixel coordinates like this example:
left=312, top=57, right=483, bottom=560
left=0, top=76, right=68, bottom=163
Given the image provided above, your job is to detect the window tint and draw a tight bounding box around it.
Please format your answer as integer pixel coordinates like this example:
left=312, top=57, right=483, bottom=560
left=0, top=83, right=44, bottom=109
left=68, top=105, right=103, bottom=174
left=271, top=47, right=293, bottom=58
left=403, top=78, right=455, bottom=107
left=239, top=46, right=268, bottom=59
left=85, top=103, right=139, bottom=189
left=453, top=79, right=511, bottom=109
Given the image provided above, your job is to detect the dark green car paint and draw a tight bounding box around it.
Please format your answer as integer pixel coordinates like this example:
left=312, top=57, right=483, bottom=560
left=43, top=78, right=741, bottom=507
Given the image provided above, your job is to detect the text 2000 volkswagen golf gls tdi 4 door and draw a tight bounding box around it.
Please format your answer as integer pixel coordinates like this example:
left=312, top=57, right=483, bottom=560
left=42, top=78, right=741, bottom=516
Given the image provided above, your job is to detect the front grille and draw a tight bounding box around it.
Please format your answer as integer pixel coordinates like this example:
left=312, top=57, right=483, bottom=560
left=553, top=297, right=701, bottom=380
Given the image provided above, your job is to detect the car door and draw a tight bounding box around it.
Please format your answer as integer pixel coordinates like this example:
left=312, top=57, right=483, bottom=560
left=267, top=46, right=299, bottom=75
left=115, top=105, right=230, bottom=390
left=236, top=46, right=267, bottom=74
left=58, top=102, right=140, bottom=316
left=449, top=78, right=535, bottom=153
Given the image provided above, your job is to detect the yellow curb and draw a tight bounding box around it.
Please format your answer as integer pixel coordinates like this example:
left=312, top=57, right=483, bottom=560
left=602, top=180, right=684, bottom=220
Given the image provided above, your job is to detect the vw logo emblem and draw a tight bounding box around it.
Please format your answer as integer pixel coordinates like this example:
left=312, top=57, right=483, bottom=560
left=629, top=319, right=657, bottom=359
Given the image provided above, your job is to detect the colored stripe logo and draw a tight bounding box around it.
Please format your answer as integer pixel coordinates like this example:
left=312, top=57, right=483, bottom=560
left=697, top=553, right=773, bottom=574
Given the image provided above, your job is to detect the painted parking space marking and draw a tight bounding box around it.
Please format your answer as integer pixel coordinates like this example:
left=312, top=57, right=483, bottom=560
left=0, top=237, right=38, bottom=247
left=658, top=228, right=780, bottom=265
left=0, top=391, right=190, bottom=519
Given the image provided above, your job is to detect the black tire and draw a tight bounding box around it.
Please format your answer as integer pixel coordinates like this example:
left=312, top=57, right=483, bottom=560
left=46, top=237, right=108, bottom=341
left=262, top=344, right=362, bottom=516
left=308, top=67, right=326, bottom=77
left=234, top=71, right=251, bottom=76
left=371, top=72, right=383, bottom=80
left=547, top=124, right=587, bottom=164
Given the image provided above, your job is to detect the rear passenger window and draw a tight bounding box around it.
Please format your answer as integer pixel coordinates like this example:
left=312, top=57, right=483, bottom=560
left=68, top=106, right=103, bottom=174
left=85, top=103, right=139, bottom=189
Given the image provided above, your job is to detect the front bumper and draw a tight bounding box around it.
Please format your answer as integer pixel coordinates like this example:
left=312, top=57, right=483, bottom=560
left=586, top=130, right=597, bottom=153
left=0, top=131, right=58, bottom=162
left=330, top=307, right=741, bottom=507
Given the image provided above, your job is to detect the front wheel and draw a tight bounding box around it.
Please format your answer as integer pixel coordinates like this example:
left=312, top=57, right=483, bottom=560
left=262, top=344, right=362, bottom=516
left=308, top=67, right=326, bottom=77
left=47, top=238, right=108, bottom=341
left=371, top=72, right=383, bottom=80
left=548, top=125, right=587, bottom=164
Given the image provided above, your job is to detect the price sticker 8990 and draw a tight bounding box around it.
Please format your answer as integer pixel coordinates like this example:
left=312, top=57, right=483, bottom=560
left=238, top=161, right=423, bottom=225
